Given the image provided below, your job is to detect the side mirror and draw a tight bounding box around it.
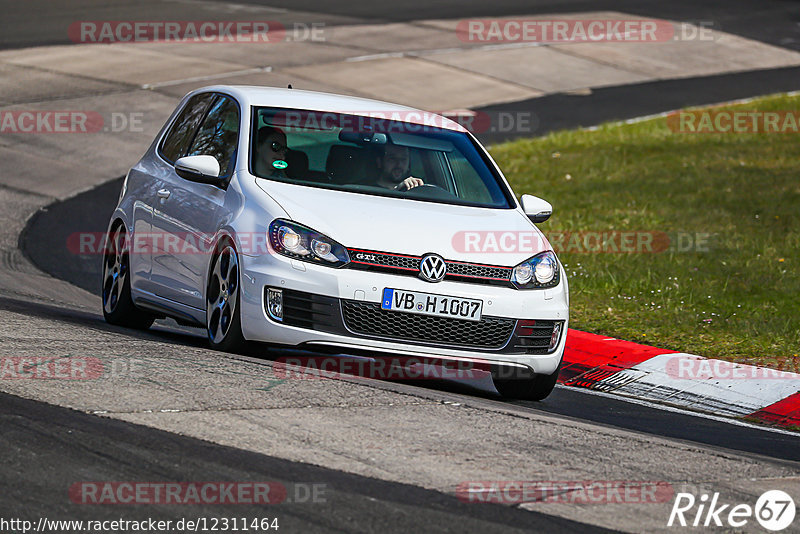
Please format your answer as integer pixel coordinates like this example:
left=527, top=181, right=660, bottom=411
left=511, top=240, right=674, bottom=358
left=520, top=194, right=552, bottom=223
left=175, top=155, right=223, bottom=187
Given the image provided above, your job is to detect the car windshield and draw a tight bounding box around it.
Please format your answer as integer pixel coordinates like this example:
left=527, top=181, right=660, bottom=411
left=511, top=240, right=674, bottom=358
left=250, top=107, right=514, bottom=209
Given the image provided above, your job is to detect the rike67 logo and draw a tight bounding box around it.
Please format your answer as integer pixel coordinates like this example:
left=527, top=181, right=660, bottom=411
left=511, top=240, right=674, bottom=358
left=668, top=490, right=796, bottom=531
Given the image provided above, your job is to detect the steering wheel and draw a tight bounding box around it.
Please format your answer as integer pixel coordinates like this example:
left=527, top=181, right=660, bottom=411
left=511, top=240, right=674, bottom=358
left=395, top=182, right=444, bottom=192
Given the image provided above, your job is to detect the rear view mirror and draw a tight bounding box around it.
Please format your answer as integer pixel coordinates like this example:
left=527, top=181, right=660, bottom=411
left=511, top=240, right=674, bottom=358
left=520, top=194, right=552, bottom=223
left=338, top=131, right=387, bottom=145
left=175, top=155, right=223, bottom=187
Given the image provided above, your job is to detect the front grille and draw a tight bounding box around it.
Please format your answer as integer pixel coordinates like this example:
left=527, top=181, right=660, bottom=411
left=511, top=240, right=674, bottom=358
left=348, top=249, right=419, bottom=271
left=341, top=300, right=515, bottom=349
left=347, top=248, right=513, bottom=287
left=446, top=261, right=511, bottom=280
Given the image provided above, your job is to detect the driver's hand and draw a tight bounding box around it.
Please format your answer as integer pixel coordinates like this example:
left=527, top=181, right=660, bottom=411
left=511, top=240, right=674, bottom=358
left=395, top=177, right=424, bottom=190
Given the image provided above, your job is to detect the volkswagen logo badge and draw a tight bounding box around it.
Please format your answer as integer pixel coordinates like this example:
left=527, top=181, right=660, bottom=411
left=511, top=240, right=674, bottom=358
left=419, top=254, right=447, bottom=283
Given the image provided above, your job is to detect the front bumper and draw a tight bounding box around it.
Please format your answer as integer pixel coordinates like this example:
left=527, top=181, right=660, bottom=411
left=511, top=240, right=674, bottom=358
left=238, top=252, right=569, bottom=375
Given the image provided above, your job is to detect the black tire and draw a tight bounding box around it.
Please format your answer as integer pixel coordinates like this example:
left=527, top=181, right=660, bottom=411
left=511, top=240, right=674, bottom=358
left=206, top=239, right=246, bottom=352
left=101, top=223, right=154, bottom=329
left=493, top=362, right=561, bottom=401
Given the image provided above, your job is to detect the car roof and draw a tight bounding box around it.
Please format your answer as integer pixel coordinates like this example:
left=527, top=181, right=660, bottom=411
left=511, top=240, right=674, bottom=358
left=192, top=85, right=468, bottom=133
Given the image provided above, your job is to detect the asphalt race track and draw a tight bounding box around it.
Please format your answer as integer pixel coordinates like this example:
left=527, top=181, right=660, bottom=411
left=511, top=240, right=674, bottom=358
left=2, top=0, right=800, bottom=532
left=3, top=391, right=612, bottom=533
left=1, top=0, right=799, bottom=52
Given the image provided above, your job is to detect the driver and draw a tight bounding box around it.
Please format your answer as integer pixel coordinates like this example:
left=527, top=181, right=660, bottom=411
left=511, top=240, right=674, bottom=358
left=375, top=143, right=424, bottom=190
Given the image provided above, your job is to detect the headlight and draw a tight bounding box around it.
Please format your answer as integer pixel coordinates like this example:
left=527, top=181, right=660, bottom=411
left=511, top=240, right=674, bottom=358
left=268, top=219, right=350, bottom=267
left=278, top=226, right=305, bottom=253
left=534, top=253, right=556, bottom=284
left=512, top=263, right=532, bottom=285
left=512, top=251, right=559, bottom=289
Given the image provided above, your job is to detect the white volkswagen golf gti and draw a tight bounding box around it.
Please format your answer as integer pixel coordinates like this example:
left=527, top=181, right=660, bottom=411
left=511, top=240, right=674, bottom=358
left=102, top=85, right=569, bottom=400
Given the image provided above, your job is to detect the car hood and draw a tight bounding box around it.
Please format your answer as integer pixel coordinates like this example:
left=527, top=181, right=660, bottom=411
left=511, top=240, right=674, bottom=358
left=256, top=180, right=552, bottom=266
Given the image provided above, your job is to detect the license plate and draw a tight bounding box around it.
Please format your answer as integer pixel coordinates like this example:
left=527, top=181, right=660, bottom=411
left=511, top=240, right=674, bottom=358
left=380, top=288, right=483, bottom=321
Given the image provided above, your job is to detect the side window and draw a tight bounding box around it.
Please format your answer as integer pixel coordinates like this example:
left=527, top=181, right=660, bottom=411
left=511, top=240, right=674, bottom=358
left=160, top=93, right=214, bottom=163
left=187, top=95, right=240, bottom=177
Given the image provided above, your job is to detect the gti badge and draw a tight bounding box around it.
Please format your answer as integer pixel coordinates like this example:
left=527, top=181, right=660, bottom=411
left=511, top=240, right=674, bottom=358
left=419, top=254, right=447, bottom=283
